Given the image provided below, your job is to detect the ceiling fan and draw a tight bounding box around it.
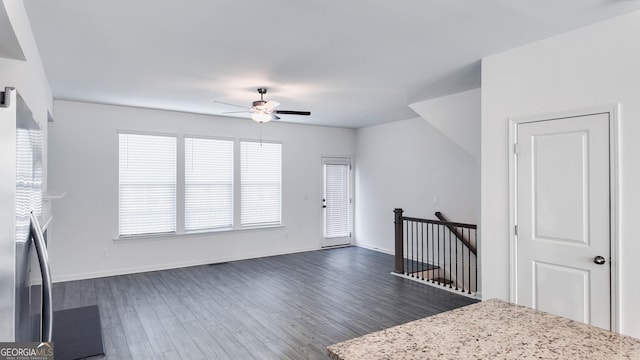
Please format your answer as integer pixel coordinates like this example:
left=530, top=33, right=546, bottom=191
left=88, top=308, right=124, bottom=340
left=214, top=88, right=311, bottom=123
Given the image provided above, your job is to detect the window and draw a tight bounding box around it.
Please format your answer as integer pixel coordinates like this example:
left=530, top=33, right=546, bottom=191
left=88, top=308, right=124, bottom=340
left=185, top=137, right=233, bottom=231
left=119, top=133, right=176, bottom=236
left=241, top=141, right=282, bottom=227
left=117, top=134, right=283, bottom=238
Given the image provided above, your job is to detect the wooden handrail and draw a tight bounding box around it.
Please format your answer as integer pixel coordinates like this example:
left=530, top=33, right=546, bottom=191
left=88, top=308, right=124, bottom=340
left=434, top=212, right=476, bottom=255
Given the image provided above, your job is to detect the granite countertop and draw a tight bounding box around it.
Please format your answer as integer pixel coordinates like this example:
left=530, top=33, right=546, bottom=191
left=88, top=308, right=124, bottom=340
left=327, top=299, right=640, bottom=360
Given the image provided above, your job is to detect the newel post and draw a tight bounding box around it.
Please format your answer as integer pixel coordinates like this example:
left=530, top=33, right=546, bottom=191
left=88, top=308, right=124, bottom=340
left=394, top=208, right=404, bottom=274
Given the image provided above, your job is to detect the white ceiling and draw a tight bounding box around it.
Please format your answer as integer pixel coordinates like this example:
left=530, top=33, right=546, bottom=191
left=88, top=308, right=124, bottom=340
left=23, top=0, right=640, bottom=128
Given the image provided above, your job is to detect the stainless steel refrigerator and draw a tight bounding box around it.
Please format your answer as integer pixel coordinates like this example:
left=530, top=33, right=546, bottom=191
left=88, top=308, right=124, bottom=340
left=0, top=87, right=53, bottom=343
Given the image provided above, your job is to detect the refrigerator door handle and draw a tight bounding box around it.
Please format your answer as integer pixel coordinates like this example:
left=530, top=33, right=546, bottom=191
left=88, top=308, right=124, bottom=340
left=30, top=212, right=53, bottom=343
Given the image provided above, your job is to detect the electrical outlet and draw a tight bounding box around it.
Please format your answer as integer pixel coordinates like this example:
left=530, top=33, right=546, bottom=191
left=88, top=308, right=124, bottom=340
left=102, top=249, right=108, bottom=257
left=433, top=195, right=439, bottom=204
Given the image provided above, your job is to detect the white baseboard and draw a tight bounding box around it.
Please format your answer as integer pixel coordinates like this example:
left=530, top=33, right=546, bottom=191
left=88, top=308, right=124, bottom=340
left=391, top=272, right=480, bottom=300
left=52, top=245, right=320, bottom=283
left=354, top=242, right=394, bottom=255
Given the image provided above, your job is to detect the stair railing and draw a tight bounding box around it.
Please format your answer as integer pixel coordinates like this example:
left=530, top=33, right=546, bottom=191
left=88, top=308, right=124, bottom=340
left=435, top=211, right=476, bottom=255
left=394, top=208, right=477, bottom=295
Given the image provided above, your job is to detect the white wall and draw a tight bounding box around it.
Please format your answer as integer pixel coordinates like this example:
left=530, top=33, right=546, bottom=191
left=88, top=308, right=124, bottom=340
left=355, top=111, right=479, bottom=254
left=409, top=88, right=481, bottom=159
left=481, top=10, right=640, bottom=337
left=48, top=100, right=355, bottom=282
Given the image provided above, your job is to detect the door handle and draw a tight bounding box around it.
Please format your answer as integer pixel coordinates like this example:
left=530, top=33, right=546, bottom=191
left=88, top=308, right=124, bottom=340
left=593, top=256, right=606, bottom=265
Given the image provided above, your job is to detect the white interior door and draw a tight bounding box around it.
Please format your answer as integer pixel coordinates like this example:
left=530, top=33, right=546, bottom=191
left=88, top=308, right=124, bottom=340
left=515, top=113, right=610, bottom=329
left=322, top=158, right=351, bottom=247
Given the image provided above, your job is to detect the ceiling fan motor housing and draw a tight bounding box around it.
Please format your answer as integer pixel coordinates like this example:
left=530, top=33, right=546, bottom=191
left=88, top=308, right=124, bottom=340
left=252, top=100, right=268, bottom=109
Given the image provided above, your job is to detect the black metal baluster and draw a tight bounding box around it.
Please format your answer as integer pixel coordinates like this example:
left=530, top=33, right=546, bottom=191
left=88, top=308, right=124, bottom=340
left=461, top=226, right=465, bottom=292
left=412, top=221, right=415, bottom=277
left=417, top=221, right=420, bottom=278
left=455, top=224, right=459, bottom=291
left=474, top=228, right=478, bottom=294
left=440, top=224, right=444, bottom=286
left=413, top=220, right=416, bottom=277
left=412, top=221, right=416, bottom=277
left=431, top=223, right=435, bottom=284
left=443, top=224, right=447, bottom=287
left=448, top=227, right=452, bottom=288
left=404, top=220, right=408, bottom=276
left=467, top=227, right=471, bottom=294
left=426, top=224, right=431, bottom=281
left=420, top=222, right=424, bottom=280
left=436, top=223, right=439, bottom=284
left=437, top=224, right=441, bottom=286
left=407, top=220, right=414, bottom=277
left=433, top=223, right=437, bottom=284
left=425, top=222, right=429, bottom=281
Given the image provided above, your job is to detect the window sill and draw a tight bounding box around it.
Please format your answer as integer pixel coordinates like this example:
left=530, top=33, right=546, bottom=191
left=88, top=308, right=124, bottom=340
left=113, top=224, right=285, bottom=242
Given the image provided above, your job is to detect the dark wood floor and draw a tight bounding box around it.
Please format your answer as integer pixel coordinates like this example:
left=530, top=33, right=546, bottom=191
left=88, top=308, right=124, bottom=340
left=53, top=246, right=477, bottom=359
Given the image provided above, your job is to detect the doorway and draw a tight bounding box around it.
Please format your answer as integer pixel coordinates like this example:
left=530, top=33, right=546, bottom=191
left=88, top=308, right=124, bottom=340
left=322, top=157, right=351, bottom=247
left=510, top=107, right=618, bottom=331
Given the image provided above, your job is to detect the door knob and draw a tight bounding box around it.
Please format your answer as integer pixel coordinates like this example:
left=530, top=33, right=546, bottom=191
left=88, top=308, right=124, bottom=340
left=593, top=256, right=606, bottom=265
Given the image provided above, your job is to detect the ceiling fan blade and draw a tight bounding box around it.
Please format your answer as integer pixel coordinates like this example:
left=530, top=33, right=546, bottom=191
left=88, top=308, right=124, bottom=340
left=213, top=100, right=249, bottom=109
left=264, top=100, right=280, bottom=111
left=222, top=110, right=251, bottom=114
left=273, top=110, right=311, bottom=116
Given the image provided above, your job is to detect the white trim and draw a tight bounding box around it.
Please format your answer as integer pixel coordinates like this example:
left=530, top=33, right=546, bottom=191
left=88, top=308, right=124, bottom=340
left=117, top=129, right=178, bottom=138
left=508, top=115, right=518, bottom=302
left=609, top=104, right=621, bottom=333
left=238, top=137, right=282, bottom=145
left=52, top=244, right=316, bottom=283
left=322, top=157, right=351, bottom=166
left=113, top=224, right=285, bottom=242
left=391, top=272, right=480, bottom=300
left=354, top=242, right=394, bottom=255
left=508, top=104, right=620, bottom=332
left=183, top=133, right=236, bottom=142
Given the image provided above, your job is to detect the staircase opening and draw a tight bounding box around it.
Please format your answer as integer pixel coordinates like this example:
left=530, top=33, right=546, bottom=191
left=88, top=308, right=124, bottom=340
left=392, top=208, right=478, bottom=297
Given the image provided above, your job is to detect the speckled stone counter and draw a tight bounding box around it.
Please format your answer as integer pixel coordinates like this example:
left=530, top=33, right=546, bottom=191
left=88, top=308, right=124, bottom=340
left=327, top=299, right=640, bottom=359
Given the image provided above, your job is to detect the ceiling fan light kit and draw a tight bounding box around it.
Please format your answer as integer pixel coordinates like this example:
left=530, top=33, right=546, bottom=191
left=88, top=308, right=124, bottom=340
left=251, top=112, right=273, bottom=123
left=215, top=88, right=311, bottom=124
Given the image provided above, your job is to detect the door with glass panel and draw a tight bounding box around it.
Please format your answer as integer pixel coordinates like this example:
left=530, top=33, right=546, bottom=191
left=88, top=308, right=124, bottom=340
left=322, top=158, right=351, bottom=247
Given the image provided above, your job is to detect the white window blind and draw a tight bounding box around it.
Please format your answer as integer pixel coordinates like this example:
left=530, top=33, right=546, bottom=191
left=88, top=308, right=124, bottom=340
left=241, top=141, right=282, bottom=227
left=324, top=163, right=350, bottom=238
left=119, top=133, right=176, bottom=236
left=185, top=137, right=233, bottom=231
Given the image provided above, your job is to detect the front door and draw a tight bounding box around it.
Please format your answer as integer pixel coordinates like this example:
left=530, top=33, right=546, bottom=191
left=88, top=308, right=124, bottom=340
left=322, top=158, right=351, bottom=247
left=515, top=112, right=611, bottom=329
